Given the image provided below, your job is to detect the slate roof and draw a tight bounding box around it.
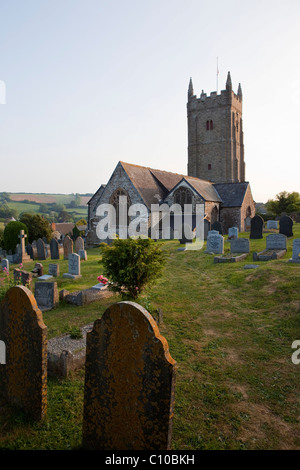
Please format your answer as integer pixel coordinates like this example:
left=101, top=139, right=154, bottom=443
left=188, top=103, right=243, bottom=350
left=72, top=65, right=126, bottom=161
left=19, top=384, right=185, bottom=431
left=213, top=182, right=249, bottom=207
left=120, top=162, right=221, bottom=208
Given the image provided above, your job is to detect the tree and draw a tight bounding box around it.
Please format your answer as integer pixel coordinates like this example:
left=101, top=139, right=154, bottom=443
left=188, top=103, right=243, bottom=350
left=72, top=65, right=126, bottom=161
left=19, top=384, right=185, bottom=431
left=3, top=221, right=28, bottom=252
left=265, top=191, right=300, bottom=216
left=19, top=213, right=52, bottom=243
left=100, top=237, right=167, bottom=299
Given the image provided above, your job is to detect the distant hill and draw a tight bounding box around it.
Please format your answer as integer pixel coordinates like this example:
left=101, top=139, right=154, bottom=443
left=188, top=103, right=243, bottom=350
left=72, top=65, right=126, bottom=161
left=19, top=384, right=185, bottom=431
left=8, top=193, right=92, bottom=206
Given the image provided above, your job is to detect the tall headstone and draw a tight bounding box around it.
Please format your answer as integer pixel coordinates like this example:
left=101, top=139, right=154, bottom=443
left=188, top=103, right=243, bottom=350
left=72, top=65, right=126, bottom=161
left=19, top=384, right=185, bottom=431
left=279, top=215, right=293, bottom=237
left=17, top=230, right=31, bottom=263
left=249, top=215, right=264, bottom=239
left=82, top=302, right=177, bottom=450
left=63, top=235, right=73, bottom=260
left=0, top=286, right=47, bottom=421
left=50, top=238, right=59, bottom=260
left=63, top=253, right=81, bottom=279
left=75, top=236, right=84, bottom=253
left=36, top=238, right=47, bottom=260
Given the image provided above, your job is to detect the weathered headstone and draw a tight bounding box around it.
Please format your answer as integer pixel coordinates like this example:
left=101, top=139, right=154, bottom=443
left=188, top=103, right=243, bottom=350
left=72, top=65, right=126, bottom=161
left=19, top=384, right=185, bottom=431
left=0, top=286, right=47, bottom=421
left=78, top=249, right=87, bottom=261
left=32, top=263, right=43, bottom=277
left=230, top=238, right=250, bottom=254
left=211, top=221, right=223, bottom=235
left=206, top=233, right=224, bottom=254
left=1, top=258, right=9, bottom=272
left=49, top=263, right=60, bottom=277
left=228, top=227, right=238, bottom=240
left=267, top=220, right=278, bottom=230
left=266, top=233, right=287, bottom=251
left=249, top=215, right=264, bottom=239
left=63, top=253, right=81, bottom=279
left=289, top=238, right=300, bottom=263
left=63, top=235, right=73, bottom=260
left=35, top=282, right=59, bottom=312
left=36, top=238, right=47, bottom=260
left=50, top=238, right=59, bottom=260
left=279, top=215, right=293, bottom=237
left=75, top=236, right=84, bottom=253
left=82, top=301, right=177, bottom=450
left=13, top=269, right=33, bottom=289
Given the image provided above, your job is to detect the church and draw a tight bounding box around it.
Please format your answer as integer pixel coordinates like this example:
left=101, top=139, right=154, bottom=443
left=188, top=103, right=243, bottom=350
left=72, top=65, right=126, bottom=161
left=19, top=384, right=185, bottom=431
left=86, top=72, right=255, bottom=247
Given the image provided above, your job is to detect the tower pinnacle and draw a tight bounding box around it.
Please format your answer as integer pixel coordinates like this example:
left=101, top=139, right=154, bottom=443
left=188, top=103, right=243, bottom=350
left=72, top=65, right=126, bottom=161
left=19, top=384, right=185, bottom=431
left=188, top=77, right=194, bottom=99
left=226, top=71, right=232, bottom=90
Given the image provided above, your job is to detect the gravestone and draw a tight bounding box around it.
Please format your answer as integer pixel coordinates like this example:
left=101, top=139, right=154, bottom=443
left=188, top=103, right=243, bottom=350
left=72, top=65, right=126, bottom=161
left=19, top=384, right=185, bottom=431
left=63, top=235, right=73, bottom=260
left=35, top=282, right=59, bottom=312
left=249, top=215, right=264, bottom=239
left=50, top=238, right=59, bottom=260
left=179, top=223, right=193, bottom=244
left=230, top=238, right=250, bottom=254
left=253, top=233, right=287, bottom=261
left=78, top=249, right=87, bottom=261
left=49, top=263, right=60, bottom=277
left=17, top=230, right=31, bottom=263
left=13, top=268, right=33, bottom=289
left=266, top=233, right=287, bottom=251
left=267, top=220, right=278, bottom=230
left=279, top=215, right=293, bottom=237
left=289, top=238, right=300, bottom=263
left=0, top=286, right=47, bottom=421
left=75, top=236, right=84, bottom=253
left=36, top=238, right=47, bottom=260
left=1, top=258, right=9, bottom=272
left=32, top=263, right=43, bottom=277
left=206, top=233, right=224, bottom=254
left=228, top=227, right=238, bottom=240
left=63, top=253, right=81, bottom=279
left=82, top=301, right=177, bottom=450
left=211, top=221, right=223, bottom=234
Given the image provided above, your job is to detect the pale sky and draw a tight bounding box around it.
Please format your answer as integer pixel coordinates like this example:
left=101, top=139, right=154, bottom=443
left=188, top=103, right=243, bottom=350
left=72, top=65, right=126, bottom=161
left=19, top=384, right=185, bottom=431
left=0, top=0, right=300, bottom=203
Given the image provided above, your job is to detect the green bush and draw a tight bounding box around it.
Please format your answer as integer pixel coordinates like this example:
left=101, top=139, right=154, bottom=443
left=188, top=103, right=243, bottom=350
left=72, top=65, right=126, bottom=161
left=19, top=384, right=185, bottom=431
left=100, top=237, right=167, bottom=299
left=3, top=221, right=28, bottom=253
left=19, top=213, right=52, bottom=243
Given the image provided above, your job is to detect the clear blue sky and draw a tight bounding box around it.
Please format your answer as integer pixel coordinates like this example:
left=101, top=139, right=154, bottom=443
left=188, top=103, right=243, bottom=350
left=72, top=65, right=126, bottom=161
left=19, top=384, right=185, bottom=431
left=0, top=0, right=300, bottom=202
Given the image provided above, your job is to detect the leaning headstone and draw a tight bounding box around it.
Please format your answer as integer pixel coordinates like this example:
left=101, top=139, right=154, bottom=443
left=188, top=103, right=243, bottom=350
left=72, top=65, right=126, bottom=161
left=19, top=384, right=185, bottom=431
left=63, top=235, right=73, bottom=260
left=228, top=227, right=238, bottom=240
left=82, top=301, right=177, bottom=450
left=279, top=215, right=293, bottom=237
left=249, top=215, right=264, bottom=239
left=206, top=233, right=224, bottom=254
left=63, top=253, right=81, bottom=279
left=75, top=236, right=84, bottom=253
left=1, top=258, right=9, bottom=272
left=211, top=221, right=223, bottom=235
left=35, top=282, right=59, bottom=312
left=49, top=263, right=60, bottom=277
left=267, top=220, right=278, bottom=230
left=0, top=286, right=47, bottom=421
left=50, top=238, right=59, bottom=260
left=36, top=238, right=47, bottom=260
left=289, top=238, right=300, bottom=263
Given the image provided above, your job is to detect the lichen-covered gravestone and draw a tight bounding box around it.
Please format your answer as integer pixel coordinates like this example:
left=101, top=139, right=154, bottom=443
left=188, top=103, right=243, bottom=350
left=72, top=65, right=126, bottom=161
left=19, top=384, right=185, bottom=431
left=0, top=286, right=47, bottom=421
left=63, top=235, right=73, bottom=260
left=82, top=301, right=177, bottom=450
left=35, top=281, right=59, bottom=311
left=75, top=236, right=84, bottom=253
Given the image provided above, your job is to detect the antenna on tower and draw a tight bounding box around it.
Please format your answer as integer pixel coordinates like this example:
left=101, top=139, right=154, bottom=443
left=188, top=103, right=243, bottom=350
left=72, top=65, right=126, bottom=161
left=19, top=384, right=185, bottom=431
left=216, top=57, right=219, bottom=93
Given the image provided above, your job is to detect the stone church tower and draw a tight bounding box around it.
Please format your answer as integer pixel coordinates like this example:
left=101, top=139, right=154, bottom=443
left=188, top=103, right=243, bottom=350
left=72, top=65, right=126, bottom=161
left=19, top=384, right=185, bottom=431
left=187, top=72, right=245, bottom=184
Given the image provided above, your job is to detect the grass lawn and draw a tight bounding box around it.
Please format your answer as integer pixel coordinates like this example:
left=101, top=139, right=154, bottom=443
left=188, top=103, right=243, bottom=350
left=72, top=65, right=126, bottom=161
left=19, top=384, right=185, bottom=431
left=0, top=227, right=299, bottom=450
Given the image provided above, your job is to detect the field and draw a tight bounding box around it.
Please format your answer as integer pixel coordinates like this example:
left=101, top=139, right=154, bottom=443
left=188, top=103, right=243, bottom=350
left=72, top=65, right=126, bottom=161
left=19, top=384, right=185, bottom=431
left=0, top=227, right=299, bottom=450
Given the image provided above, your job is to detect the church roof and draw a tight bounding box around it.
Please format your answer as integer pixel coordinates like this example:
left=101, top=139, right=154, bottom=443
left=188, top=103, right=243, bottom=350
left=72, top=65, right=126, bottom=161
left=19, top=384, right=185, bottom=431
left=213, top=182, right=249, bottom=207
left=120, top=161, right=221, bottom=207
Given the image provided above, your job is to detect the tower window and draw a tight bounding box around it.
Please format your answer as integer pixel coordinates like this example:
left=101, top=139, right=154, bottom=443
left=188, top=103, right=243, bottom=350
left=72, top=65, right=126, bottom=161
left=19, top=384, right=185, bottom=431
left=206, top=120, right=213, bottom=131
left=208, top=164, right=212, bottom=170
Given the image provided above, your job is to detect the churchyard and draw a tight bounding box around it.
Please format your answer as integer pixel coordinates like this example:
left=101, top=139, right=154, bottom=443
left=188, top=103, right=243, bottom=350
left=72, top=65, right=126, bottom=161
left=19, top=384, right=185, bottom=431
left=0, top=224, right=299, bottom=450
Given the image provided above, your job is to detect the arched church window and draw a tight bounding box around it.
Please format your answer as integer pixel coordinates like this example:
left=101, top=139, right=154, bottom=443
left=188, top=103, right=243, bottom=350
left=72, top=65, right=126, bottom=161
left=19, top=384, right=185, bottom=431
left=206, top=120, right=213, bottom=130
left=109, top=188, right=131, bottom=226
left=174, top=187, right=193, bottom=210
